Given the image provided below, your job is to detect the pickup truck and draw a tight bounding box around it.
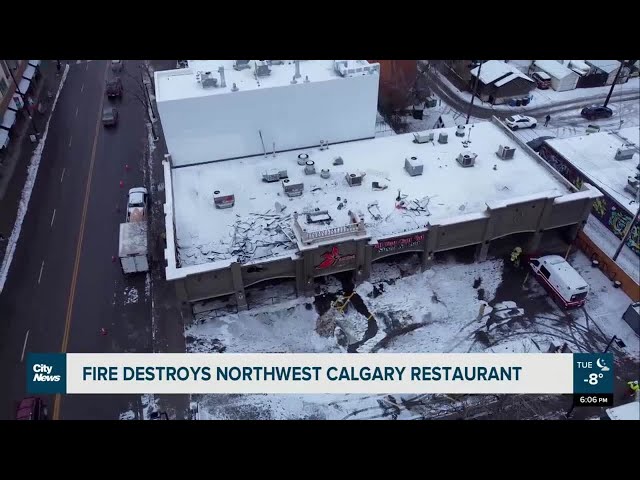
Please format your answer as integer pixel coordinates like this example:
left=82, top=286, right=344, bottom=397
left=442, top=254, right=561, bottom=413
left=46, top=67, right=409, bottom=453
left=126, top=187, right=148, bottom=222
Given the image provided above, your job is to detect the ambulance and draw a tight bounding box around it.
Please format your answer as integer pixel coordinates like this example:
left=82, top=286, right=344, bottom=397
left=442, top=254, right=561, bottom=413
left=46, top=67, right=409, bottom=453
left=528, top=255, right=589, bottom=309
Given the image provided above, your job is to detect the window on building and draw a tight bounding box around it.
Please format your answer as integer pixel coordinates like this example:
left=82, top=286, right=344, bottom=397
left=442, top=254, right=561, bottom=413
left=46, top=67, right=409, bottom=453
left=0, top=77, right=8, bottom=96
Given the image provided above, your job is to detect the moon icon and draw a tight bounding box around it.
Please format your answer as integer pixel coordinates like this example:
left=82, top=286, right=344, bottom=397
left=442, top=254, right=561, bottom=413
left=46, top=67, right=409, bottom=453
left=596, top=358, right=605, bottom=368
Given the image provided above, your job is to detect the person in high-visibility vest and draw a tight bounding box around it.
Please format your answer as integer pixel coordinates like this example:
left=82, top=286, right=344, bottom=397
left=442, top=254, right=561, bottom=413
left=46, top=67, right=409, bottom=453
left=510, top=246, right=523, bottom=268
left=628, top=380, right=639, bottom=393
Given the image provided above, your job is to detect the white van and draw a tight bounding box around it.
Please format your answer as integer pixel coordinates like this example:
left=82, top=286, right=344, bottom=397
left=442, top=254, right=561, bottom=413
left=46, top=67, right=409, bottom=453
left=529, top=255, right=589, bottom=309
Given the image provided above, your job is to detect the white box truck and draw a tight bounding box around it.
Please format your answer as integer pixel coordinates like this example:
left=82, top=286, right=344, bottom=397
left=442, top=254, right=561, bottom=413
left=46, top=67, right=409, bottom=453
left=119, top=221, right=149, bottom=274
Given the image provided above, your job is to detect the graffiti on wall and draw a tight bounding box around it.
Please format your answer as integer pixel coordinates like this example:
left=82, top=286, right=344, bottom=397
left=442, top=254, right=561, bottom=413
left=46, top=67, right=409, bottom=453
left=540, top=145, right=640, bottom=257
left=374, top=233, right=425, bottom=255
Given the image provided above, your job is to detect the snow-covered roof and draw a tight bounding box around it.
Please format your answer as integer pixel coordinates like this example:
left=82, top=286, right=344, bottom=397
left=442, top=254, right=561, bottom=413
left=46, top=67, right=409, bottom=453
left=544, top=127, right=640, bottom=213
left=533, top=60, right=576, bottom=80
left=155, top=60, right=378, bottom=103
left=605, top=401, right=640, bottom=420
left=170, top=121, right=574, bottom=268
left=119, top=222, right=148, bottom=257
left=585, top=60, right=621, bottom=74
left=470, top=60, right=533, bottom=86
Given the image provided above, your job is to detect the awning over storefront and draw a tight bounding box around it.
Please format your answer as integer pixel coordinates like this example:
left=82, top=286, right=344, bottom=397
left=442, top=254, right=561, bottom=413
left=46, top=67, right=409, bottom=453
left=28, top=60, right=41, bottom=67
left=23, top=64, right=36, bottom=80
left=0, top=128, right=9, bottom=149
left=1, top=109, right=17, bottom=130
left=18, top=77, right=30, bottom=94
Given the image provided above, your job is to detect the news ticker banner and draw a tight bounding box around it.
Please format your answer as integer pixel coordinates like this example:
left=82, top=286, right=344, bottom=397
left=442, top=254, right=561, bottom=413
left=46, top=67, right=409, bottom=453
left=27, top=353, right=615, bottom=406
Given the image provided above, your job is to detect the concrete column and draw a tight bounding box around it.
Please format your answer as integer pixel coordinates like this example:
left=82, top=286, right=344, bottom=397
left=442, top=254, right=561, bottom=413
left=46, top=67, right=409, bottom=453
left=475, top=212, right=496, bottom=262
left=301, top=249, right=316, bottom=296
left=525, top=196, right=557, bottom=254
left=230, top=262, right=248, bottom=311
left=295, top=257, right=306, bottom=297
left=422, top=226, right=438, bottom=270
left=475, top=241, right=491, bottom=262
left=353, top=239, right=370, bottom=285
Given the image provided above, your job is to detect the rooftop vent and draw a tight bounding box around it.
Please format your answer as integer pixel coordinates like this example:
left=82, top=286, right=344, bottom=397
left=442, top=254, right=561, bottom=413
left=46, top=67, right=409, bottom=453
left=262, top=168, right=288, bottom=183
left=297, top=153, right=310, bottom=166
left=413, top=132, right=434, bottom=144
left=213, top=190, right=235, bottom=209
left=496, top=145, right=516, bottom=160
left=334, top=60, right=380, bottom=77
left=320, top=169, right=330, bottom=179
left=233, top=60, right=251, bottom=71
left=615, top=146, right=636, bottom=161
left=405, top=156, right=424, bottom=176
left=304, top=161, right=316, bottom=175
left=457, top=152, right=477, bottom=168
left=333, top=157, right=344, bottom=166
left=282, top=178, right=304, bottom=197
left=438, top=132, right=448, bottom=144
left=255, top=61, right=271, bottom=77
left=455, top=125, right=466, bottom=137
left=346, top=172, right=365, bottom=187
left=199, top=71, right=218, bottom=88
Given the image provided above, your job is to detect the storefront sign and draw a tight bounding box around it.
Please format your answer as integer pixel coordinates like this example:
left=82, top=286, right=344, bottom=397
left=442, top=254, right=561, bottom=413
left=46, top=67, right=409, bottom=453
left=374, top=233, right=425, bottom=254
left=315, top=246, right=355, bottom=270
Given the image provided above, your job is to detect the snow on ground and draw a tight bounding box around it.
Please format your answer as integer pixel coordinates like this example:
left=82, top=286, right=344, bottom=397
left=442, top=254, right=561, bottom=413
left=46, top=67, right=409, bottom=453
left=0, top=64, right=70, bottom=294
left=187, top=249, right=638, bottom=419
left=172, top=121, right=569, bottom=267
left=583, top=215, right=639, bottom=284
left=124, top=286, right=139, bottom=305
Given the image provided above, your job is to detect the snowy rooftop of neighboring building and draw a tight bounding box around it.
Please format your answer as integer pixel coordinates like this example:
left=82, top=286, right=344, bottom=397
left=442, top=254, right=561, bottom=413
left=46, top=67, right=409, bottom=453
left=605, top=401, right=640, bottom=420
left=471, top=60, right=533, bottom=85
left=155, top=60, right=378, bottom=103
left=534, top=60, right=575, bottom=79
left=544, top=127, right=640, bottom=213
left=171, top=121, right=575, bottom=268
left=585, top=60, right=621, bottom=74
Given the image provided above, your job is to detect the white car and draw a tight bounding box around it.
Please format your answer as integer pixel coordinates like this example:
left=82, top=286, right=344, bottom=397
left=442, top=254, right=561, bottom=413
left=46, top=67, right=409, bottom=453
left=126, top=187, right=148, bottom=222
left=505, top=115, right=537, bottom=130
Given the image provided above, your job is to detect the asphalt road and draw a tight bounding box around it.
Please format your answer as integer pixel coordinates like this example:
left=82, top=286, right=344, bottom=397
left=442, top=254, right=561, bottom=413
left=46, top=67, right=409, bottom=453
left=0, top=60, right=152, bottom=419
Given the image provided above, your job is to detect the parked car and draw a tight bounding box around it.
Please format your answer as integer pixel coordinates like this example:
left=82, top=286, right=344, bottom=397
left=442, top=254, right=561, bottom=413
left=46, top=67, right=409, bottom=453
left=102, top=106, right=119, bottom=127
left=505, top=115, right=537, bottom=130
left=126, top=187, right=148, bottom=222
left=531, top=71, right=551, bottom=90
left=529, top=255, right=589, bottom=309
left=111, top=60, right=124, bottom=72
left=106, top=78, right=123, bottom=98
left=16, top=396, right=48, bottom=420
left=526, top=136, right=555, bottom=152
left=581, top=105, right=613, bottom=120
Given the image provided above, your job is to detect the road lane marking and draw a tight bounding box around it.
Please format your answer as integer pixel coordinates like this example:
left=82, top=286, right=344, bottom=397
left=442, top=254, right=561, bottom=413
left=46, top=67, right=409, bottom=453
left=54, top=60, right=109, bottom=421
left=60, top=168, right=65, bottom=183
left=81, top=83, right=84, bottom=93
left=75, top=106, right=79, bottom=117
left=68, top=136, right=72, bottom=148
left=86, top=62, right=90, bottom=71
left=21, top=330, right=30, bottom=362
left=38, top=260, right=45, bottom=284
left=50, top=209, right=56, bottom=228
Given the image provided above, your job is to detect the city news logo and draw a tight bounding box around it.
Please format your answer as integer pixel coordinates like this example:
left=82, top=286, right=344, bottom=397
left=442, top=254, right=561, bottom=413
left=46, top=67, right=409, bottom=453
left=26, top=353, right=66, bottom=394
left=573, top=353, right=613, bottom=394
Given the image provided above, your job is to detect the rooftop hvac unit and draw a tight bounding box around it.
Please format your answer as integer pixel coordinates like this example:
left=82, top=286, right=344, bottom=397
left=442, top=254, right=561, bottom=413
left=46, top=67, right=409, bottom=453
left=438, top=132, right=448, bottom=144
left=413, top=132, right=434, bottom=144
left=262, top=169, right=288, bottom=183
left=455, top=125, right=466, bottom=137
left=255, top=61, right=271, bottom=77
left=213, top=190, right=235, bottom=209
left=625, top=174, right=640, bottom=196
left=346, top=172, right=365, bottom=187
left=199, top=72, right=218, bottom=88
left=233, top=60, right=251, bottom=71
left=496, top=145, right=516, bottom=160
left=615, top=146, right=636, bottom=161
left=282, top=178, right=304, bottom=197
left=304, top=161, right=316, bottom=175
left=405, top=156, right=424, bottom=176
left=457, top=152, right=477, bottom=168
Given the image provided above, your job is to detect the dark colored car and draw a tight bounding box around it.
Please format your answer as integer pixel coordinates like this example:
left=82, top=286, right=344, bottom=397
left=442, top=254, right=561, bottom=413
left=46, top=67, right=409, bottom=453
left=16, top=397, right=48, bottom=420
left=526, top=136, right=556, bottom=153
left=102, top=107, right=119, bottom=127
left=581, top=105, right=613, bottom=120
left=106, top=78, right=123, bottom=98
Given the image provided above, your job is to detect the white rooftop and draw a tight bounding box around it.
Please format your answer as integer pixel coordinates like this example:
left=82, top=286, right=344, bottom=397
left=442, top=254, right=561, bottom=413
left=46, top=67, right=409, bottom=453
left=471, top=60, right=533, bottom=85
left=534, top=60, right=576, bottom=79
left=585, top=60, right=621, bottom=74
left=544, top=127, right=640, bottom=213
left=155, top=60, right=376, bottom=103
left=171, top=121, right=574, bottom=268
left=605, top=401, right=640, bottom=420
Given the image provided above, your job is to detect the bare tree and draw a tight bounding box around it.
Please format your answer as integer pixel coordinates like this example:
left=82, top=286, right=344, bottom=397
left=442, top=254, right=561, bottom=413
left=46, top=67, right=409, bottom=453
left=120, top=62, right=159, bottom=141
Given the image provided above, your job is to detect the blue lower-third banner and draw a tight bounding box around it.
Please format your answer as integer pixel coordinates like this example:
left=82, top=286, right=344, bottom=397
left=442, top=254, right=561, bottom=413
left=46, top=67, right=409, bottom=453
left=26, top=352, right=614, bottom=395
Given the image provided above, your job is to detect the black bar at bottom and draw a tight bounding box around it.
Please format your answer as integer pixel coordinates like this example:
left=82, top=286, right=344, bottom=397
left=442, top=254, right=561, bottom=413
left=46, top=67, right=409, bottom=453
left=573, top=393, right=614, bottom=408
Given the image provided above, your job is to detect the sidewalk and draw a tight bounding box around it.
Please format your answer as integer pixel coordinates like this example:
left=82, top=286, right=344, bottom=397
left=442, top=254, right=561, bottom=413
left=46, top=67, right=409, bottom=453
left=0, top=61, right=64, bottom=272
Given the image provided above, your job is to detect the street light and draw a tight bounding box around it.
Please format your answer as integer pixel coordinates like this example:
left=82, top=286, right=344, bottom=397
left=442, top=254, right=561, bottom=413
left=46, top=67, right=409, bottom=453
left=603, top=60, right=628, bottom=108
left=604, top=335, right=626, bottom=353
left=612, top=207, right=640, bottom=261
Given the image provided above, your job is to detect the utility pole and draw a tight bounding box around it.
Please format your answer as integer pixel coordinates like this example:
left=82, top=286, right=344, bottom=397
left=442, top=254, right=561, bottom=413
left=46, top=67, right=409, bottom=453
left=603, top=60, right=627, bottom=108
left=612, top=206, right=640, bottom=261
left=466, top=61, right=482, bottom=125
left=7, top=62, right=39, bottom=136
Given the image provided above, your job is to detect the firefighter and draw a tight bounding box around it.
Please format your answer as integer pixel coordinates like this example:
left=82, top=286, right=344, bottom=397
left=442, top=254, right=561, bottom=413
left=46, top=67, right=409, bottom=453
left=628, top=380, right=639, bottom=398
left=510, top=246, right=523, bottom=268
